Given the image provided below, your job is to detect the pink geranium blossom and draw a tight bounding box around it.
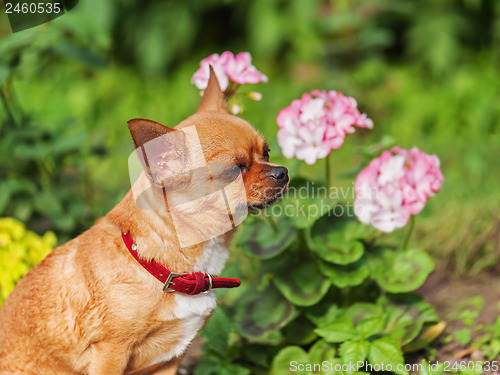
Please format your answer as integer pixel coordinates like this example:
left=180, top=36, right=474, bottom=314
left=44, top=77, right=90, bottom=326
left=354, top=147, right=444, bottom=232
left=191, top=52, right=268, bottom=92
left=276, top=90, right=373, bottom=165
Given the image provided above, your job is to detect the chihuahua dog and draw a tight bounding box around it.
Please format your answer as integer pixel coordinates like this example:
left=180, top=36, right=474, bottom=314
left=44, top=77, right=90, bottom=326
left=0, top=68, right=288, bottom=375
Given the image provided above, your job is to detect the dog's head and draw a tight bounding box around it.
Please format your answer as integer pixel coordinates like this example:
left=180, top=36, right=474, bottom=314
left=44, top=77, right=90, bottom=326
left=128, top=67, right=288, bottom=211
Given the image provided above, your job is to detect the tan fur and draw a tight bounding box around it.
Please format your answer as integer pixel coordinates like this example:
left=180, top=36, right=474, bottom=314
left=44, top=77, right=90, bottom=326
left=0, top=68, right=288, bottom=374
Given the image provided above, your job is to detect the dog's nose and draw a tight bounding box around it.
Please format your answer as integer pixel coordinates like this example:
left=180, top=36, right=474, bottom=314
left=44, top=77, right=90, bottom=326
left=269, top=166, right=288, bottom=182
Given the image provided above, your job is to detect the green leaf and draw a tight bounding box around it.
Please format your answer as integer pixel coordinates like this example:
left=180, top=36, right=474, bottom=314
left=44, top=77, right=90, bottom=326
left=271, top=346, right=310, bottom=375
left=339, top=340, right=370, bottom=373
left=280, top=178, right=338, bottom=228
left=34, top=190, right=63, bottom=218
left=319, top=260, right=369, bottom=287
left=52, top=132, right=88, bottom=155
left=235, top=215, right=297, bottom=259
left=306, top=304, right=342, bottom=327
left=13, top=199, right=33, bottom=222
left=219, top=363, right=251, bottom=375
left=0, top=65, right=10, bottom=85
left=55, top=40, right=107, bottom=69
left=283, top=316, right=318, bottom=345
left=454, top=328, right=472, bottom=345
left=379, top=293, right=439, bottom=346
left=367, top=338, right=407, bottom=375
left=309, top=217, right=367, bottom=265
left=271, top=253, right=330, bottom=307
left=370, top=247, right=434, bottom=293
left=346, top=303, right=384, bottom=324
left=200, top=308, right=231, bottom=356
left=356, top=316, right=386, bottom=339
left=242, top=344, right=271, bottom=368
left=308, top=340, right=336, bottom=363
left=13, top=143, right=49, bottom=160
left=194, top=356, right=220, bottom=375
left=402, top=322, right=446, bottom=353
left=315, top=317, right=359, bottom=343
left=233, top=282, right=295, bottom=342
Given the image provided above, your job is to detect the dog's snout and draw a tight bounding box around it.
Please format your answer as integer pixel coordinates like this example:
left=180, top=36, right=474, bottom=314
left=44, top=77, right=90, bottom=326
left=269, top=166, right=288, bottom=182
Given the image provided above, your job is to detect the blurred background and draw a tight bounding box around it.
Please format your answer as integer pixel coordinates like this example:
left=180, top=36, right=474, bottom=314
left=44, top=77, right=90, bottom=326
left=0, top=0, right=499, bottom=275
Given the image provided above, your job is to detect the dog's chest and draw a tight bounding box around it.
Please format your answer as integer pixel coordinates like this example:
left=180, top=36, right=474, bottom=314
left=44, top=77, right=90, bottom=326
left=132, top=239, right=228, bottom=372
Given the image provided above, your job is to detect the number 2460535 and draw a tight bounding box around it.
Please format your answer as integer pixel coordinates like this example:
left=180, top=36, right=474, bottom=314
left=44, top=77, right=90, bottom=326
left=5, top=2, right=62, bottom=14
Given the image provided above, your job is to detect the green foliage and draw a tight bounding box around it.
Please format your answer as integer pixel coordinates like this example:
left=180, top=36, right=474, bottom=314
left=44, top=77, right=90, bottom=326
left=0, top=112, right=104, bottom=240
left=1, top=0, right=500, bottom=372
left=467, top=316, right=500, bottom=360
left=0, top=217, right=56, bottom=304
left=195, top=308, right=251, bottom=375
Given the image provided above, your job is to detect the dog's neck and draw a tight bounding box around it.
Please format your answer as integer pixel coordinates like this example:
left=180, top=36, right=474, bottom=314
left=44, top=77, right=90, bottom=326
left=106, top=175, right=234, bottom=274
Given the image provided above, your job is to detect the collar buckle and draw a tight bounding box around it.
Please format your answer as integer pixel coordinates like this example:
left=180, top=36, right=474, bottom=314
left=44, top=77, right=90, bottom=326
left=163, top=272, right=187, bottom=292
left=203, top=274, right=213, bottom=293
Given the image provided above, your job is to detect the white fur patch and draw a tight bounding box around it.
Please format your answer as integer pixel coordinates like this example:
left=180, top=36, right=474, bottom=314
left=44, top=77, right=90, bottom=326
left=192, top=237, right=229, bottom=275
left=136, top=238, right=229, bottom=371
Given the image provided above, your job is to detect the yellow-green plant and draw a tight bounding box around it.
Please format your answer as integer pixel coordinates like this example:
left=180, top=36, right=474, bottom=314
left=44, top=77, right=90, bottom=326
left=0, top=218, right=56, bottom=305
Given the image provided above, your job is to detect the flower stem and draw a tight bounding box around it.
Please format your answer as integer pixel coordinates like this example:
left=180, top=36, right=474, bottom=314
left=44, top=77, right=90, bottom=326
left=325, top=153, right=332, bottom=190
left=224, top=82, right=240, bottom=101
left=263, top=213, right=278, bottom=233
left=402, top=215, right=415, bottom=250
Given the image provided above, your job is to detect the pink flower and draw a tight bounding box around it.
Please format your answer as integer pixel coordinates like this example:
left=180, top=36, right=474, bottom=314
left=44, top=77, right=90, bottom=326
left=191, top=52, right=267, bottom=92
left=191, top=51, right=233, bottom=91
left=226, top=52, right=268, bottom=85
left=276, top=90, right=372, bottom=164
left=354, top=147, right=444, bottom=232
left=295, top=121, right=330, bottom=165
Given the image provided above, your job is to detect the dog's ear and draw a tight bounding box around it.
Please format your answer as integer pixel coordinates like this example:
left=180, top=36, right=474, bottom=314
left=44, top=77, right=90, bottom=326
left=128, top=118, right=175, bottom=150
left=196, top=65, right=229, bottom=114
left=128, top=119, right=190, bottom=188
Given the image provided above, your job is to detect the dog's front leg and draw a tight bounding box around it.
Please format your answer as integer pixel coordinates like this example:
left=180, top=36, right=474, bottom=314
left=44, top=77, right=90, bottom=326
left=88, top=341, right=131, bottom=375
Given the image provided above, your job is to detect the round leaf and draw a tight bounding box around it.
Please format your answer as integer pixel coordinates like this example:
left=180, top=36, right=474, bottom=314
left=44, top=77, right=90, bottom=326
left=370, top=247, right=434, bottom=293
left=280, top=178, right=338, bottom=229
left=319, top=260, right=369, bottom=287
left=309, top=216, right=365, bottom=265
left=235, top=216, right=297, bottom=259
left=271, top=346, right=310, bottom=375
left=272, top=253, right=330, bottom=306
left=233, top=282, right=295, bottom=342
left=346, top=303, right=384, bottom=324
left=308, top=340, right=336, bottom=363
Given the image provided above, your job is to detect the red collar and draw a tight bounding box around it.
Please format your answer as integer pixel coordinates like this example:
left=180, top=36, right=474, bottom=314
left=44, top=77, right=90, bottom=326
left=121, top=232, right=240, bottom=295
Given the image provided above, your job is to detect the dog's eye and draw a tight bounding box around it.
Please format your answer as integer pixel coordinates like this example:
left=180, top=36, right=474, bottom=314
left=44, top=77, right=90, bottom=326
left=238, top=163, right=247, bottom=171
left=263, top=147, right=270, bottom=160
